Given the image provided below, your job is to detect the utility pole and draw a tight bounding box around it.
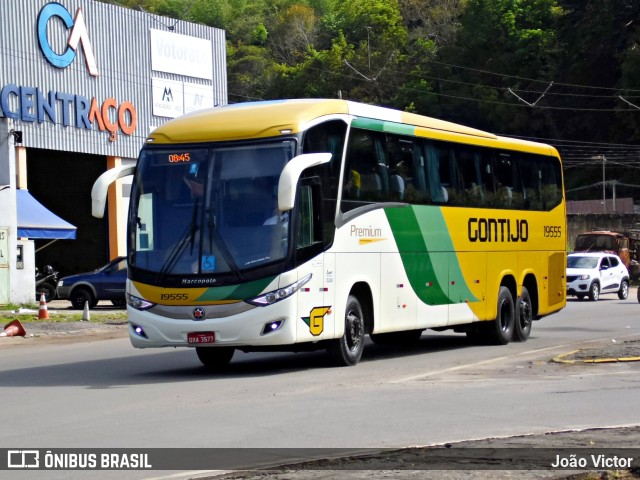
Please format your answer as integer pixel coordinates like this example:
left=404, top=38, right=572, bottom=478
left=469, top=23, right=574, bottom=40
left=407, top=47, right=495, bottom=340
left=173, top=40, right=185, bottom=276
left=601, top=155, right=606, bottom=213
left=611, top=179, right=617, bottom=212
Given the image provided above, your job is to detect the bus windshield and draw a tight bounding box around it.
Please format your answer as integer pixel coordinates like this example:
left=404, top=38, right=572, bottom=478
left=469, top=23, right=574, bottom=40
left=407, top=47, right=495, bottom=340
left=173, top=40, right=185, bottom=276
left=129, top=140, right=296, bottom=279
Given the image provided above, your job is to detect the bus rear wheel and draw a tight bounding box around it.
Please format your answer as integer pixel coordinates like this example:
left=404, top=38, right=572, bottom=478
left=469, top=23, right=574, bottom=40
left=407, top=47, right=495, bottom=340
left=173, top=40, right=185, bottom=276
left=196, top=347, right=234, bottom=370
left=328, top=295, right=365, bottom=366
left=514, top=287, right=532, bottom=342
left=486, top=286, right=515, bottom=345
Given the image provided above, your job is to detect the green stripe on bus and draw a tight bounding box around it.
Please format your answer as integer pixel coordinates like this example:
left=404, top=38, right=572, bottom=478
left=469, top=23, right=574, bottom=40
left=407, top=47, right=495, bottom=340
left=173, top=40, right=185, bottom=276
left=195, top=276, right=276, bottom=301
left=385, top=206, right=477, bottom=305
left=352, top=118, right=416, bottom=136
left=413, top=207, right=478, bottom=303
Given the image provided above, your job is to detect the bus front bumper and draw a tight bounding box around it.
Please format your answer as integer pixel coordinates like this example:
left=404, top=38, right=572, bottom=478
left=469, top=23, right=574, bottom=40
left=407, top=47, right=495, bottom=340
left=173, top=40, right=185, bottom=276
left=127, top=299, right=297, bottom=348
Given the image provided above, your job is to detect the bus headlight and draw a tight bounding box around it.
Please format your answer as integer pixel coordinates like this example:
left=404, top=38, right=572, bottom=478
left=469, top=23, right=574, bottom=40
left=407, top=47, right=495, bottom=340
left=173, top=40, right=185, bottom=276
left=246, top=274, right=312, bottom=306
left=127, top=293, right=155, bottom=311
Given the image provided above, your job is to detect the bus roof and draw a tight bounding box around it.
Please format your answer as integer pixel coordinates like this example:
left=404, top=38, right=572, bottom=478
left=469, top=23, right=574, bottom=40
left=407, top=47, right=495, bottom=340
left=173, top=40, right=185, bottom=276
left=147, top=99, right=558, bottom=156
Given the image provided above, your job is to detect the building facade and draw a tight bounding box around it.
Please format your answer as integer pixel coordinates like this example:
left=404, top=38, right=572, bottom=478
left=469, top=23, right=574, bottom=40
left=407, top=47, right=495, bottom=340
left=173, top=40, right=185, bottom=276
left=0, top=0, right=227, bottom=304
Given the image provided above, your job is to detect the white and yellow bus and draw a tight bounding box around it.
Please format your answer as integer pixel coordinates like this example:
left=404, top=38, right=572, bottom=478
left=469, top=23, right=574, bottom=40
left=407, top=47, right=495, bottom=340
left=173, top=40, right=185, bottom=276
left=92, top=99, right=566, bottom=368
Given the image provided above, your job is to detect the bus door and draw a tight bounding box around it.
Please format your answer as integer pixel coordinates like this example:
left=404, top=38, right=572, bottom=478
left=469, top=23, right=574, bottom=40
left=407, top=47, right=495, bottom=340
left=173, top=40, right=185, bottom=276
left=294, top=180, right=333, bottom=342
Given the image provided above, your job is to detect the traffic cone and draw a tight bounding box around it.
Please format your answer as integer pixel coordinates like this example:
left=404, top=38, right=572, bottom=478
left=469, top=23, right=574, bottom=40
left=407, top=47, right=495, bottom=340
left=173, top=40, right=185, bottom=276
left=0, top=319, right=26, bottom=337
left=82, top=301, right=90, bottom=322
left=38, top=291, right=49, bottom=320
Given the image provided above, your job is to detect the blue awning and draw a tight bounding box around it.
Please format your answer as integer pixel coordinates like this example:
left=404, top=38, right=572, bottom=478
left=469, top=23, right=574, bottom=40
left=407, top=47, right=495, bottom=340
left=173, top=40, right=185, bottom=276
left=16, top=189, right=77, bottom=239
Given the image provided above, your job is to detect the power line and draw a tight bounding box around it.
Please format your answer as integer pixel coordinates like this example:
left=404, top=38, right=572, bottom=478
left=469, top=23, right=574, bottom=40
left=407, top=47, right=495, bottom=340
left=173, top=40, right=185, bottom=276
left=428, top=59, right=640, bottom=93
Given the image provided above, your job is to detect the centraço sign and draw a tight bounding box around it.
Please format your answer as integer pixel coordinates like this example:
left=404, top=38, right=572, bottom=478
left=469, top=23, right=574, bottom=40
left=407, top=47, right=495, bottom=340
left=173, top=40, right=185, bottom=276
left=37, top=2, right=99, bottom=76
left=0, top=2, right=137, bottom=142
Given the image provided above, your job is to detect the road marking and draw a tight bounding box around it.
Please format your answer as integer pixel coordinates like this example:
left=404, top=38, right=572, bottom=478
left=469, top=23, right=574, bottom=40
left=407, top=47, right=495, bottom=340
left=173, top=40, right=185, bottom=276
left=143, top=471, right=228, bottom=480
left=391, top=334, right=640, bottom=383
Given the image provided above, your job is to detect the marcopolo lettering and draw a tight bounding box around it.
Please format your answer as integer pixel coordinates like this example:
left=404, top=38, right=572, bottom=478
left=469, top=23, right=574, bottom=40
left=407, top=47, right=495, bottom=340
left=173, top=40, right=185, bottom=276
left=0, top=84, right=137, bottom=141
left=468, top=217, right=529, bottom=243
left=37, top=3, right=98, bottom=76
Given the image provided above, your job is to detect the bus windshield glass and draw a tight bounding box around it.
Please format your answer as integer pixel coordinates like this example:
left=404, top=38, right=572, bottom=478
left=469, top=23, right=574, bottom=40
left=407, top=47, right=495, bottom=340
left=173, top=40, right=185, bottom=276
left=129, top=140, right=296, bottom=278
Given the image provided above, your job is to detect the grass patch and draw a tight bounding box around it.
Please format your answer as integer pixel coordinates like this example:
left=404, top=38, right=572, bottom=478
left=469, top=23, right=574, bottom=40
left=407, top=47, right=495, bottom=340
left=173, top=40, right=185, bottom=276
left=0, top=310, right=127, bottom=324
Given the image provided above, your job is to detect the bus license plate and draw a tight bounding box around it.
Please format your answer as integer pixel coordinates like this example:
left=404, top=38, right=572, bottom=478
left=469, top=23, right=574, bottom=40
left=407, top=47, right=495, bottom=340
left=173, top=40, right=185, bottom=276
left=187, top=332, right=215, bottom=344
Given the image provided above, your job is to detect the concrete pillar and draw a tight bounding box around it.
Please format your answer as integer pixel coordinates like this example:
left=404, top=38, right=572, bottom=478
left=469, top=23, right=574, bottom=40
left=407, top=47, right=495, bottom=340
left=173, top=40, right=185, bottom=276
left=15, top=146, right=27, bottom=189
left=107, top=156, right=125, bottom=259
left=0, top=118, right=34, bottom=305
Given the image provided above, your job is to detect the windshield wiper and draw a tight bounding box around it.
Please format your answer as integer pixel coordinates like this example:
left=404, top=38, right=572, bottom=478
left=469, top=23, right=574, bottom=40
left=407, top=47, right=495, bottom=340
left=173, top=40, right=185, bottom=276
left=156, top=199, right=200, bottom=282
left=206, top=208, right=244, bottom=282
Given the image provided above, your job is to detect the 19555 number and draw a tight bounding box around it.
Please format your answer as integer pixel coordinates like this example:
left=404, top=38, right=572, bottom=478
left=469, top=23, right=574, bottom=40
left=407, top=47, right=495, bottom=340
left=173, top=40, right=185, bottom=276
left=543, top=225, right=562, bottom=238
left=160, top=293, right=189, bottom=301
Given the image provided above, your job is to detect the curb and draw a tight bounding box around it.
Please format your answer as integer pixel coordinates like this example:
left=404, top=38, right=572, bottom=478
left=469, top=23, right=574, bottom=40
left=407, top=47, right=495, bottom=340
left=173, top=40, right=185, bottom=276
left=552, top=349, right=640, bottom=364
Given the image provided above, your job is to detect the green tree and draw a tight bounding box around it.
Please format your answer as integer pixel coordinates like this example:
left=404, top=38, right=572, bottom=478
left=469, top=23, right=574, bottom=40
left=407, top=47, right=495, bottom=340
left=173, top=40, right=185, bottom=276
left=268, top=4, right=319, bottom=65
left=434, top=0, right=561, bottom=133
left=323, top=0, right=408, bottom=104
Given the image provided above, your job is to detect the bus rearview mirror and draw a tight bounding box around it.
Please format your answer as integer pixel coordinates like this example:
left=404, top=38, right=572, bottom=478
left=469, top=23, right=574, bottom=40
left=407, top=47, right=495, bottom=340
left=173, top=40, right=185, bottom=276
left=91, top=164, right=136, bottom=218
left=278, top=153, right=331, bottom=211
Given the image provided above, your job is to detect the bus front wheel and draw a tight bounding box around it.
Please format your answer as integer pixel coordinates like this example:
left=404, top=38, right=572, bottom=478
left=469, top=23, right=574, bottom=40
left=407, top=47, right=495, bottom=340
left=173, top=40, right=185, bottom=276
left=196, top=347, right=234, bottom=370
left=328, top=295, right=365, bottom=366
left=487, top=286, right=515, bottom=345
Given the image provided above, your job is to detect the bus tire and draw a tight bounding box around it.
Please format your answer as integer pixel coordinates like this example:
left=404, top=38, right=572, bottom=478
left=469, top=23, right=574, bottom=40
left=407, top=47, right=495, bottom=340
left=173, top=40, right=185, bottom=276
left=196, top=347, right=234, bottom=370
left=487, top=286, right=515, bottom=345
left=328, top=295, right=365, bottom=366
left=514, top=287, right=532, bottom=342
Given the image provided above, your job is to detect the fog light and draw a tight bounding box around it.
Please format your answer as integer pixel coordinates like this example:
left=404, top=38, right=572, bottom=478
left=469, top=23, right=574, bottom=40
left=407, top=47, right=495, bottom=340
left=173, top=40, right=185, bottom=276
left=131, top=323, right=147, bottom=338
left=261, top=320, right=283, bottom=335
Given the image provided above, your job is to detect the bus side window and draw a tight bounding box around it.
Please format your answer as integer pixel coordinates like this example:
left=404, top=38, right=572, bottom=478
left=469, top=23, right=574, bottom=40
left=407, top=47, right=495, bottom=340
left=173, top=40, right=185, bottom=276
left=342, top=130, right=388, bottom=210
left=296, top=180, right=324, bottom=263
left=387, top=135, right=427, bottom=204
left=538, top=156, right=562, bottom=210
left=456, top=148, right=486, bottom=206
left=491, top=153, right=525, bottom=209
left=520, top=154, right=562, bottom=211
left=303, top=120, right=348, bottom=247
left=424, top=141, right=448, bottom=204
left=446, top=146, right=469, bottom=206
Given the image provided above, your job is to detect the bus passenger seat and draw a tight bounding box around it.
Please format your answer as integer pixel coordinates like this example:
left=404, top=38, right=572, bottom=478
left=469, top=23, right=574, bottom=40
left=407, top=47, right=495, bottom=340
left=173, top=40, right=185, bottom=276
left=360, top=173, right=382, bottom=199
left=390, top=175, right=405, bottom=201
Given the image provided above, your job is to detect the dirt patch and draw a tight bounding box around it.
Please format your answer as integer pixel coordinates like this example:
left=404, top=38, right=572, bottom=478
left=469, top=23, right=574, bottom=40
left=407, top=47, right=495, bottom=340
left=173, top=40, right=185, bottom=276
left=0, top=318, right=128, bottom=347
left=213, top=427, right=640, bottom=480
left=553, top=339, right=640, bottom=363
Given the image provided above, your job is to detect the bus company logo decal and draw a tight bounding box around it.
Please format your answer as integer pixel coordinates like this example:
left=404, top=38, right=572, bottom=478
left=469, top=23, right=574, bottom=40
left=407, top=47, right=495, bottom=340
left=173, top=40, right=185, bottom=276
left=301, top=306, right=331, bottom=336
left=350, top=225, right=386, bottom=245
left=192, top=307, right=205, bottom=320
left=468, top=217, right=529, bottom=243
left=37, top=3, right=99, bottom=76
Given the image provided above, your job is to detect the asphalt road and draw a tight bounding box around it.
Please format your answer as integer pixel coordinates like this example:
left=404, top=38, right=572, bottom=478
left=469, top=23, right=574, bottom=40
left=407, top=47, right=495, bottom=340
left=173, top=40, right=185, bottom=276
left=1, top=292, right=640, bottom=480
